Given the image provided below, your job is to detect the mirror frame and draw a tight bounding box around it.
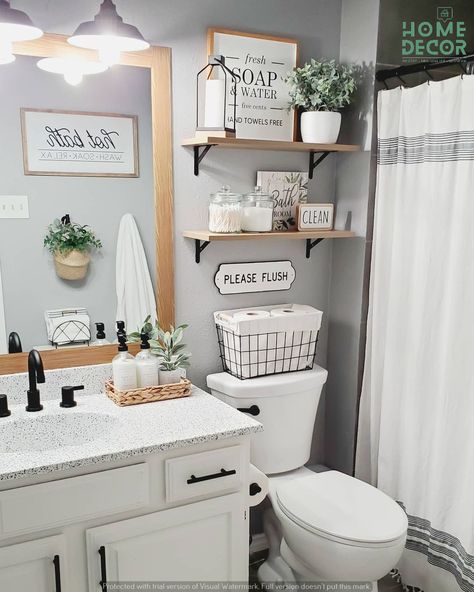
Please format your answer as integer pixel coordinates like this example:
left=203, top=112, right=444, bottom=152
left=0, top=34, right=174, bottom=375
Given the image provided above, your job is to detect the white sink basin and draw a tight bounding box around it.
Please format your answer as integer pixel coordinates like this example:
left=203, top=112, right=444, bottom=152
left=0, top=412, right=120, bottom=453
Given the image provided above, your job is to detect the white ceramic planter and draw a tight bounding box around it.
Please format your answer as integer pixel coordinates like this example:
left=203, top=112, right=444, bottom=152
left=159, top=369, right=183, bottom=385
left=300, top=111, right=342, bottom=144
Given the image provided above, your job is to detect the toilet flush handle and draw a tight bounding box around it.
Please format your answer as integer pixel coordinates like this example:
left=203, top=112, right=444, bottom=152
left=237, top=405, right=260, bottom=416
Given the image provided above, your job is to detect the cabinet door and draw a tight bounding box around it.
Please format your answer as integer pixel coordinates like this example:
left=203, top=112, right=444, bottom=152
left=0, top=534, right=66, bottom=592
left=87, top=494, right=247, bottom=590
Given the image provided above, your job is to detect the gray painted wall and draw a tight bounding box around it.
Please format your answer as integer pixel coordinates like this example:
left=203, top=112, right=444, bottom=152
left=324, top=0, right=380, bottom=474
left=0, top=56, right=154, bottom=350
left=5, top=1, right=378, bottom=476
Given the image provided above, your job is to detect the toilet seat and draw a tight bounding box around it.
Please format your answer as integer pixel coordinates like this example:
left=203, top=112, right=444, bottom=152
left=275, top=470, right=408, bottom=546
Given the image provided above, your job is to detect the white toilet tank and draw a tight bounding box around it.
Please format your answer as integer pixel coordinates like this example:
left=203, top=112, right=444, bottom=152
left=207, top=367, right=328, bottom=474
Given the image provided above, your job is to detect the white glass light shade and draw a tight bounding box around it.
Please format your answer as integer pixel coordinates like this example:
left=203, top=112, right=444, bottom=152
left=0, top=0, right=42, bottom=64
left=37, top=57, right=108, bottom=86
left=0, top=1, right=43, bottom=41
left=0, top=39, right=15, bottom=64
left=68, top=0, right=149, bottom=66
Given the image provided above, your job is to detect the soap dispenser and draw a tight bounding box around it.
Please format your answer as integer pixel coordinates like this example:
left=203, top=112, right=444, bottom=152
left=112, top=336, right=138, bottom=391
left=116, top=320, right=127, bottom=342
left=136, top=333, right=159, bottom=388
left=94, top=322, right=109, bottom=346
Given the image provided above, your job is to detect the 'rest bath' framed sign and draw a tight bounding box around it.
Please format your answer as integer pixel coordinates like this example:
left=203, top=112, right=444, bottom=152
left=20, top=108, right=139, bottom=177
left=208, top=28, right=298, bottom=141
left=215, top=260, right=296, bottom=295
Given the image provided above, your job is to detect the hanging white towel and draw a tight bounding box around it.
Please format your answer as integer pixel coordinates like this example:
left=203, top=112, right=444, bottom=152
left=116, top=213, right=157, bottom=334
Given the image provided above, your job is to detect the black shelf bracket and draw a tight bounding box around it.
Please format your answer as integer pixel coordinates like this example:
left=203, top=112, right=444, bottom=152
left=194, top=145, right=214, bottom=176
left=195, top=239, right=211, bottom=263
left=306, top=238, right=324, bottom=258
left=309, top=151, right=330, bottom=179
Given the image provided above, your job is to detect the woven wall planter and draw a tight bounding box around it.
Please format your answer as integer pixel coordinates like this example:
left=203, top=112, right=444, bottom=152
left=54, top=250, right=91, bottom=281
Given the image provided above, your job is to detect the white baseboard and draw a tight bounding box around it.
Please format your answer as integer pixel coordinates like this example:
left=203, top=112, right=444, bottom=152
left=250, top=532, right=269, bottom=555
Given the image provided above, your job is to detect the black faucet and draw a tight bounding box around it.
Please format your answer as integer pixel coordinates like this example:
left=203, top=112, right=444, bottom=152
left=26, top=350, right=45, bottom=412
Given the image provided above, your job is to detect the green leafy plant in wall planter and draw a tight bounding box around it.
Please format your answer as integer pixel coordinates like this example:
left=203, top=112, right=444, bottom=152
left=285, top=59, right=356, bottom=144
left=129, top=317, right=191, bottom=385
left=44, top=214, right=102, bottom=281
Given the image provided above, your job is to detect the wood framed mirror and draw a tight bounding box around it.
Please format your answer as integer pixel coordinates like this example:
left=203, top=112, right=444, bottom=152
left=0, top=34, right=173, bottom=375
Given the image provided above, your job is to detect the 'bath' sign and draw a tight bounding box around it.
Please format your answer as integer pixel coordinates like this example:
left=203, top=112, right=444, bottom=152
left=21, top=108, right=138, bottom=177
left=214, top=261, right=295, bottom=295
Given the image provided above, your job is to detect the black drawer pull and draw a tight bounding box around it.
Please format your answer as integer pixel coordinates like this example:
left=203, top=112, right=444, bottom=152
left=237, top=405, right=260, bottom=416
left=187, top=468, right=237, bottom=484
left=53, top=555, right=62, bottom=592
left=249, top=482, right=262, bottom=496
left=99, top=546, right=108, bottom=591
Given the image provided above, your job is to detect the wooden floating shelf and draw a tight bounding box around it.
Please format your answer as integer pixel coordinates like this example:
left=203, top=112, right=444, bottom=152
left=182, top=137, right=360, bottom=177
left=183, top=230, right=356, bottom=263
left=182, top=137, right=359, bottom=152
left=183, top=229, right=355, bottom=241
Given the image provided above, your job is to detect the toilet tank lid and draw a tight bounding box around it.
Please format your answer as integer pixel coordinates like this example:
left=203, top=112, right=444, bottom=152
left=207, top=367, right=328, bottom=398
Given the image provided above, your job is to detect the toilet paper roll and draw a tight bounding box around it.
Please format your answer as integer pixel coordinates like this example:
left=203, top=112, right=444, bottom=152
left=248, top=464, right=269, bottom=507
left=234, top=310, right=271, bottom=321
left=270, top=308, right=300, bottom=317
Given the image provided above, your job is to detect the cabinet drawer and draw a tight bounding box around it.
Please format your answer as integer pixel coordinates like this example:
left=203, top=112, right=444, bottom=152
left=166, top=446, right=244, bottom=503
left=0, top=464, right=149, bottom=536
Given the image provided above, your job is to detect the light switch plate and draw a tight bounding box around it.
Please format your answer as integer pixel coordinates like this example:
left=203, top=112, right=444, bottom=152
left=0, top=196, right=29, bottom=219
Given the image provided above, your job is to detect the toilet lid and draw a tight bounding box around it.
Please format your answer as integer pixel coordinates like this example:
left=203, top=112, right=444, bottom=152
left=275, top=471, right=408, bottom=544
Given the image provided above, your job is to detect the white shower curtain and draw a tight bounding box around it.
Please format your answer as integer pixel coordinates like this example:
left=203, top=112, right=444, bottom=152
left=356, top=76, right=474, bottom=592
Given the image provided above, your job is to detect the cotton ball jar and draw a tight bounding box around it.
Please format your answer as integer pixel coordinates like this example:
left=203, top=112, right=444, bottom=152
left=241, top=186, right=274, bottom=232
left=208, top=185, right=243, bottom=233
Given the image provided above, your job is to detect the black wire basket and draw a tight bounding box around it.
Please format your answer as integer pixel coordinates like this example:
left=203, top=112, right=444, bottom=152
left=216, top=324, right=318, bottom=380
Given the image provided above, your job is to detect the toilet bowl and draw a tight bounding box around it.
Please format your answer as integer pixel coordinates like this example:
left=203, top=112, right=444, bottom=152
left=264, top=467, right=407, bottom=584
left=207, top=367, right=408, bottom=585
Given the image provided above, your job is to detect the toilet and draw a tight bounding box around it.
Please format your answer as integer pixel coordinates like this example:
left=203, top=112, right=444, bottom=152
left=207, top=366, right=408, bottom=588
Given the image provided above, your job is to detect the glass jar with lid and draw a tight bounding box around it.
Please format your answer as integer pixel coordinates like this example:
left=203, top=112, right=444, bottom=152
left=241, top=186, right=274, bottom=232
left=208, top=185, right=243, bottom=233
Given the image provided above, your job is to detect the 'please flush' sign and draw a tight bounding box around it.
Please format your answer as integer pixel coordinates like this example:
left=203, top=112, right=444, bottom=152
left=215, top=261, right=295, bottom=294
left=21, top=109, right=138, bottom=177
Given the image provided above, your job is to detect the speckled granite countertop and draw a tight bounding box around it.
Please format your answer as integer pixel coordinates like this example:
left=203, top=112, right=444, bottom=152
left=0, top=386, right=262, bottom=482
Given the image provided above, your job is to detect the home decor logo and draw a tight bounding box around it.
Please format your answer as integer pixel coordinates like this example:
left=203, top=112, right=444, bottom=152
left=402, top=6, right=467, bottom=61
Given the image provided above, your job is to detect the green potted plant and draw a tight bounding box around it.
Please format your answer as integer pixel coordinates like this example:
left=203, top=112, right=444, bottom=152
left=285, top=59, right=356, bottom=144
left=44, top=214, right=102, bottom=281
left=129, top=318, right=191, bottom=385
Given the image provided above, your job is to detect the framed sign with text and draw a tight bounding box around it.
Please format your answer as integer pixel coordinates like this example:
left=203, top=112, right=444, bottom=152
left=21, top=109, right=139, bottom=177
left=208, top=28, right=298, bottom=141
left=215, top=261, right=296, bottom=295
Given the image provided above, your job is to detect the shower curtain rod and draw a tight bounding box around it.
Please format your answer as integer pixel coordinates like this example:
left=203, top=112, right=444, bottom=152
left=376, top=52, right=474, bottom=84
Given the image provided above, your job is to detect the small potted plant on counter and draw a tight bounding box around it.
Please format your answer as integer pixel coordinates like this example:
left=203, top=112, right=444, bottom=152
left=129, top=318, right=191, bottom=385
left=285, top=58, right=356, bottom=144
left=44, top=214, right=102, bottom=281
left=153, top=324, right=191, bottom=384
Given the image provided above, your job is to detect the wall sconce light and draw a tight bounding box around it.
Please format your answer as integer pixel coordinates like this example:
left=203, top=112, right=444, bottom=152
left=196, top=55, right=238, bottom=139
left=37, top=57, right=107, bottom=86
left=68, top=0, right=149, bottom=67
left=0, top=0, right=43, bottom=64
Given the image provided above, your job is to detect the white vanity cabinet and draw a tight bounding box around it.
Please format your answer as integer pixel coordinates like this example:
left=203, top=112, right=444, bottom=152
left=86, top=494, right=247, bottom=589
left=0, top=535, right=66, bottom=592
left=0, top=437, right=252, bottom=592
